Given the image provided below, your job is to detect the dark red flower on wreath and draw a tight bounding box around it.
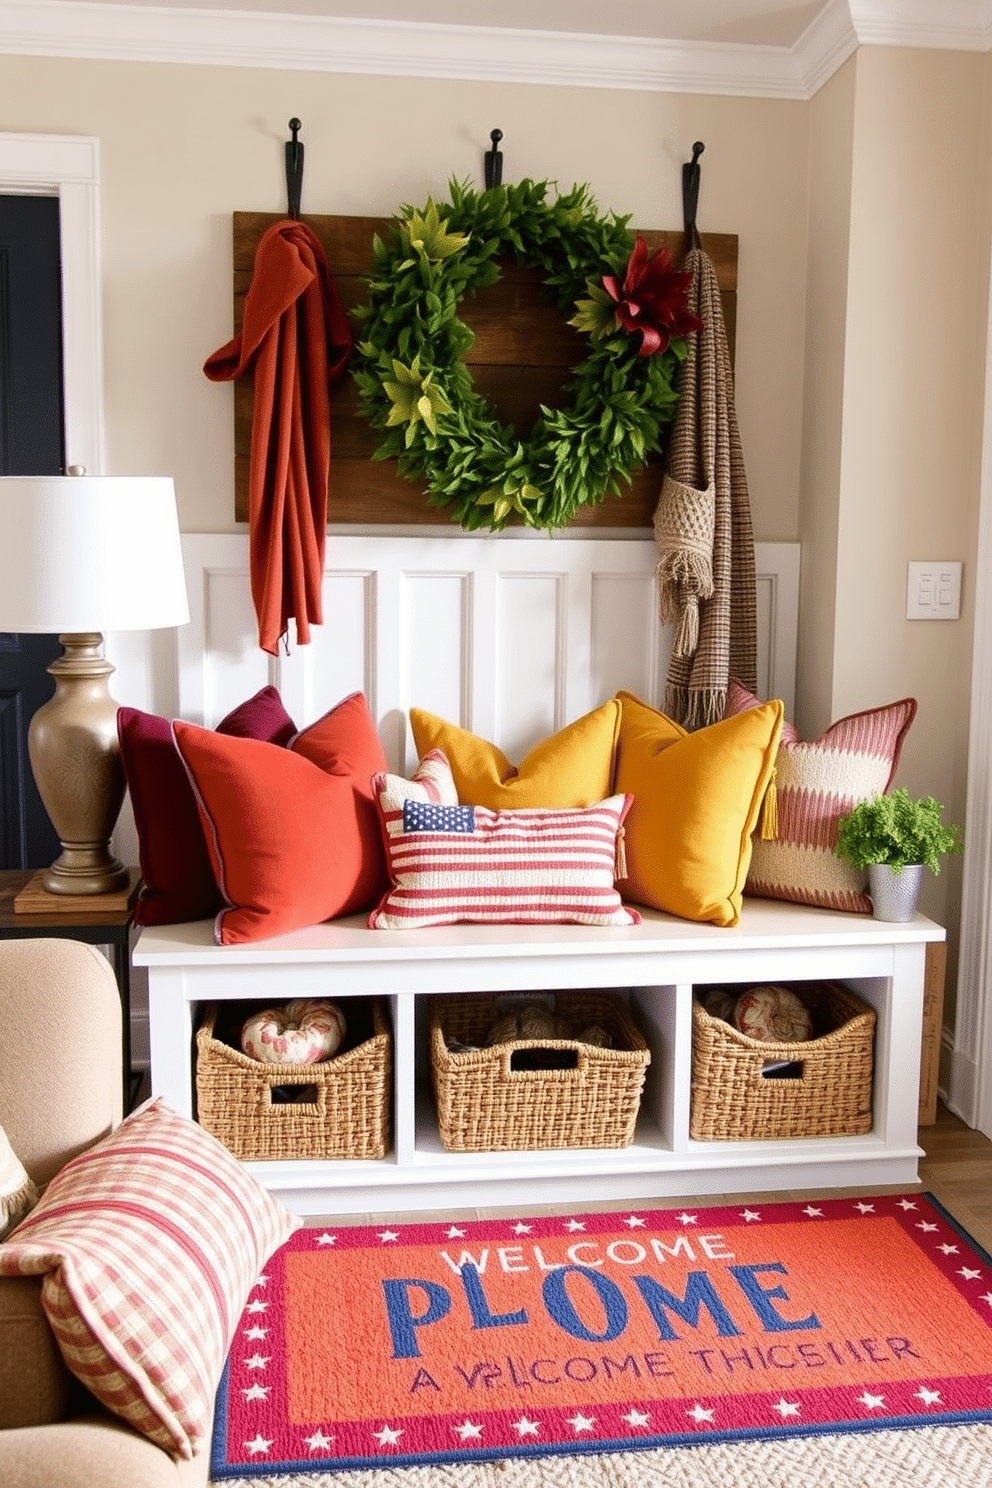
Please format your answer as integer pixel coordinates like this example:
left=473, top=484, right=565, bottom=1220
left=602, top=236, right=703, bottom=357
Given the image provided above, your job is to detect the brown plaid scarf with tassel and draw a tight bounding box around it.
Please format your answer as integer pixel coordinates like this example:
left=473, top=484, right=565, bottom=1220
left=654, top=247, right=757, bottom=729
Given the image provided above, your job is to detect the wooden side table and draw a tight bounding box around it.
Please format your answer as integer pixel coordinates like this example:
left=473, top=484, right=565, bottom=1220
left=0, top=868, right=141, bottom=1110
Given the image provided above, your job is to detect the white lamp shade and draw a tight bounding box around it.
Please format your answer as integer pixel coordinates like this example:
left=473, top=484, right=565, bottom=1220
left=0, top=475, right=190, bottom=633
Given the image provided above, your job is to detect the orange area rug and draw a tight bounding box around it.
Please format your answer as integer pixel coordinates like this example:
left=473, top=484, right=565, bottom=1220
left=211, top=1193, right=992, bottom=1476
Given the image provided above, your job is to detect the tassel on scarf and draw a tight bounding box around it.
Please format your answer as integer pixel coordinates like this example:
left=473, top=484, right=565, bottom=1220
left=760, top=769, right=779, bottom=840
left=667, top=594, right=700, bottom=658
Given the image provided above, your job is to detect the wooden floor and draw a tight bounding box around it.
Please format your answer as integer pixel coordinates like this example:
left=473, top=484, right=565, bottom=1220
left=917, top=1101, right=992, bottom=1253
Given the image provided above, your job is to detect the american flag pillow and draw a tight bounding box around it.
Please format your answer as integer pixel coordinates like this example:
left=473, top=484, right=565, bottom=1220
left=0, top=1098, right=300, bottom=1459
left=370, top=765, right=640, bottom=929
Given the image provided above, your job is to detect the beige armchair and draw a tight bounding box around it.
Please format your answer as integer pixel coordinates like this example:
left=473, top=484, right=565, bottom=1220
left=0, top=937, right=210, bottom=1488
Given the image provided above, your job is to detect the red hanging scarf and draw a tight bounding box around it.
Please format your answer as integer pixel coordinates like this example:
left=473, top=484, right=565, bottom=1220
left=204, top=220, right=352, bottom=655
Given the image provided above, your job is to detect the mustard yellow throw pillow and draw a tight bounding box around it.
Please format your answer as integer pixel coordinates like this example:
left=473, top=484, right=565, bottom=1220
left=614, top=690, right=784, bottom=926
left=409, top=700, right=621, bottom=809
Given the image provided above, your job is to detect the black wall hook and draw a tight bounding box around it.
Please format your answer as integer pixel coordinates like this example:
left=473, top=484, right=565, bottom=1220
left=484, top=128, right=503, bottom=189
left=285, top=117, right=304, bottom=219
left=682, top=140, right=705, bottom=248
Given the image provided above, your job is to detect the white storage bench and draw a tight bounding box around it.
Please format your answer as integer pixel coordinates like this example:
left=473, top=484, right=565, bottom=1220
left=136, top=900, right=944, bottom=1217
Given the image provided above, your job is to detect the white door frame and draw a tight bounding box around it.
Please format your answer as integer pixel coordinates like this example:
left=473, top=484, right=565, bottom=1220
left=0, top=133, right=104, bottom=474
left=951, top=268, right=992, bottom=1139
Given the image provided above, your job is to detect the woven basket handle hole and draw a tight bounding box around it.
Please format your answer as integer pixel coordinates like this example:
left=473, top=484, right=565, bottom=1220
left=268, top=1083, right=321, bottom=1105
left=760, top=1060, right=805, bottom=1081
left=508, top=1048, right=581, bottom=1074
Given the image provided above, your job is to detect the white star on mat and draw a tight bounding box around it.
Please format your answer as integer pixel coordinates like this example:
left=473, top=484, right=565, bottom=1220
left=897, top=1199, right=918, bottom=1210
left=858, top=1392, right=885, bottom=1410
left=513, top=1223, right=533, bottom=1234
left=802, top=1206, right=823, bottom=1218
left=243, top=1325, right=268, bottom=1341
left=315, top=1232, right=337, bottom=1246
left=916, top=1221, right=939, bottom=1234
left=452, top=1420, right=483, bottom=1440
left=567, top=1413, right=596, bottom=1433
left=981, top=1291, right=992, bottom=1308
left=243, top=1354, right=270, bottom=1372
left=959, top=1266, right=983, bottom=1280
left=372, top=1424, right=403, bottom=1445
left=444, top=1226, right=466, bottom=1238
left=242, top=1384, right=270, bottom=1402
left=378, top=1230, right=399, bottom=1243
left=305, top=1430, right=334, bottom=1452
left=687, top=1404, right=715, bottom=1423
left=622, top=1408, right=650, bottom=1428
left=625, top=1214, right=647, bottom=1228
left=740, top=1209, right=762, bottom=1222
left=676, top=1213, right=698, bottom=1227
left=253, top=1273, right=269, bottom=1287
left=245, top=1299, right=269, bottom=1313
left=938, top=1243, right=960, bottom=1255
left=772, top=1399, right=800, bottom=1419
left=513, top=1417, right=541, bottom=1437
left=565, top=1219, right=587, bottom=1231
left=244, top=1435, right=272, bottom=1455
left=854, top=1203, right=875, bottom=1214
left=916, top=1387, right=942, bottom=1406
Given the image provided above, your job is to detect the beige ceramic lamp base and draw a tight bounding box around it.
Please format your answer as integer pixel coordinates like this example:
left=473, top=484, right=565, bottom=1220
left=28, top=632, right=129, bottom=896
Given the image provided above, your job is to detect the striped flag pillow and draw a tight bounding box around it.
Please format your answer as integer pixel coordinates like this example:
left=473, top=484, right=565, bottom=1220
left=724, top=679, right=917, bottom=913
left=0, top=1098, right=301, bottom=1459
left=370, top=758, right=640, bottom=929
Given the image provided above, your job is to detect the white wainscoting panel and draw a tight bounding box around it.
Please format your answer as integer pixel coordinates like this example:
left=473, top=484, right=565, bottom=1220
left=177, top=534, right=799, bottom=774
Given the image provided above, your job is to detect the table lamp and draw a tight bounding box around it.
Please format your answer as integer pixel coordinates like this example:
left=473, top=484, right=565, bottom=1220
left=0, top=471, right=190, bottom=896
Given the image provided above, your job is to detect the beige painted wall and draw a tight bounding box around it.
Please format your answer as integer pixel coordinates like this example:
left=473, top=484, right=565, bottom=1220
left=797, top=56, right=856, bottom=740
left=0, top=54, right=808, bottom=542
left=823, top=48, right=987, bottom=971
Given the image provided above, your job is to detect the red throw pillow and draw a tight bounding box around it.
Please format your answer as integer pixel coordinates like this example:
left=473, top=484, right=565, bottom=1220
left=173, top=692, right=390, bottom=944
left=119, top=685, right=297, bottom=926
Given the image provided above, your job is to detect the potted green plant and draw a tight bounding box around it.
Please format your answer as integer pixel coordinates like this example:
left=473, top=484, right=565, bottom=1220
left=834, top=788, right=963, bottom=921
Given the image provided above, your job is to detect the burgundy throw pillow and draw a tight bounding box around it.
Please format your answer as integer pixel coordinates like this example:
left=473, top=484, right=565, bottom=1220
left=216, top=684, right=297, bottom=746
left=119, top=685, right=297, bottom=926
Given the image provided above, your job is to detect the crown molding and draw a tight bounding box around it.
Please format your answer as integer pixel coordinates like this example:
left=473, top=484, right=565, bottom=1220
left=0, top=1, right=989, bottom=100
left=849, top=0, right=992, bottom=50
left=794, top=0, right=861, bottom=97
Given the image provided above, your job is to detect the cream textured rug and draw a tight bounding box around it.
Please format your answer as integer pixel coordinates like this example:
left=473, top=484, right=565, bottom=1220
left=216, top=1422, right=992, bottom=1486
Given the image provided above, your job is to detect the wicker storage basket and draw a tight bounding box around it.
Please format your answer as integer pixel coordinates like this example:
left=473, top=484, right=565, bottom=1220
left=430, top=991, right=650, bottom=1152
left=690, top=981, right=875, bottom=1141
left=195, top=999, right=391, bottom=1161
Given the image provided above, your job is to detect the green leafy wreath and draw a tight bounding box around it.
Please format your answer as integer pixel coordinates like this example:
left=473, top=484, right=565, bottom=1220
left=351, top=178, right=701, bottom=532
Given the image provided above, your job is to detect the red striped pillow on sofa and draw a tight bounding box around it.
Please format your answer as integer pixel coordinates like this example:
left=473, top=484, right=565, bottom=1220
left=0, top=1098, right=300, bottom=1459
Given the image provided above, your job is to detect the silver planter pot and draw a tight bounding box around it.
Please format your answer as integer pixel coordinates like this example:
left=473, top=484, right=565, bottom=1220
left=868, top=862, right=925, bottom=922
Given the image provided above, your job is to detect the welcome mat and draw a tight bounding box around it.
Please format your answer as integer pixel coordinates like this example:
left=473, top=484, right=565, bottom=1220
left=211, top=1193, right=992, bottom=1477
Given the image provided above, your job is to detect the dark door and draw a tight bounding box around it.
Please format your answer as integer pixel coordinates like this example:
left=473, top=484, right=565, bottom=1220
left=0, top=194, right=66, bottom=869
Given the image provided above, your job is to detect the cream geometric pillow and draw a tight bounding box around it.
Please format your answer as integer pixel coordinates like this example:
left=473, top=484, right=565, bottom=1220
left=0, top=1123, right=38, bottom=1239
left=724, top=680, right=917, bottom=913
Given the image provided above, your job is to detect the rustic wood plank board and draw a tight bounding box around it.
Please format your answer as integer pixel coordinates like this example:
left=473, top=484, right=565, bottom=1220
left=230, top=212, right=738, bottom=528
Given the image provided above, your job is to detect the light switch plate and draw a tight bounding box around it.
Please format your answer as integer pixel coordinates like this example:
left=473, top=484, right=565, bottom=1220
left=906, top=561, right=962, bottom=620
